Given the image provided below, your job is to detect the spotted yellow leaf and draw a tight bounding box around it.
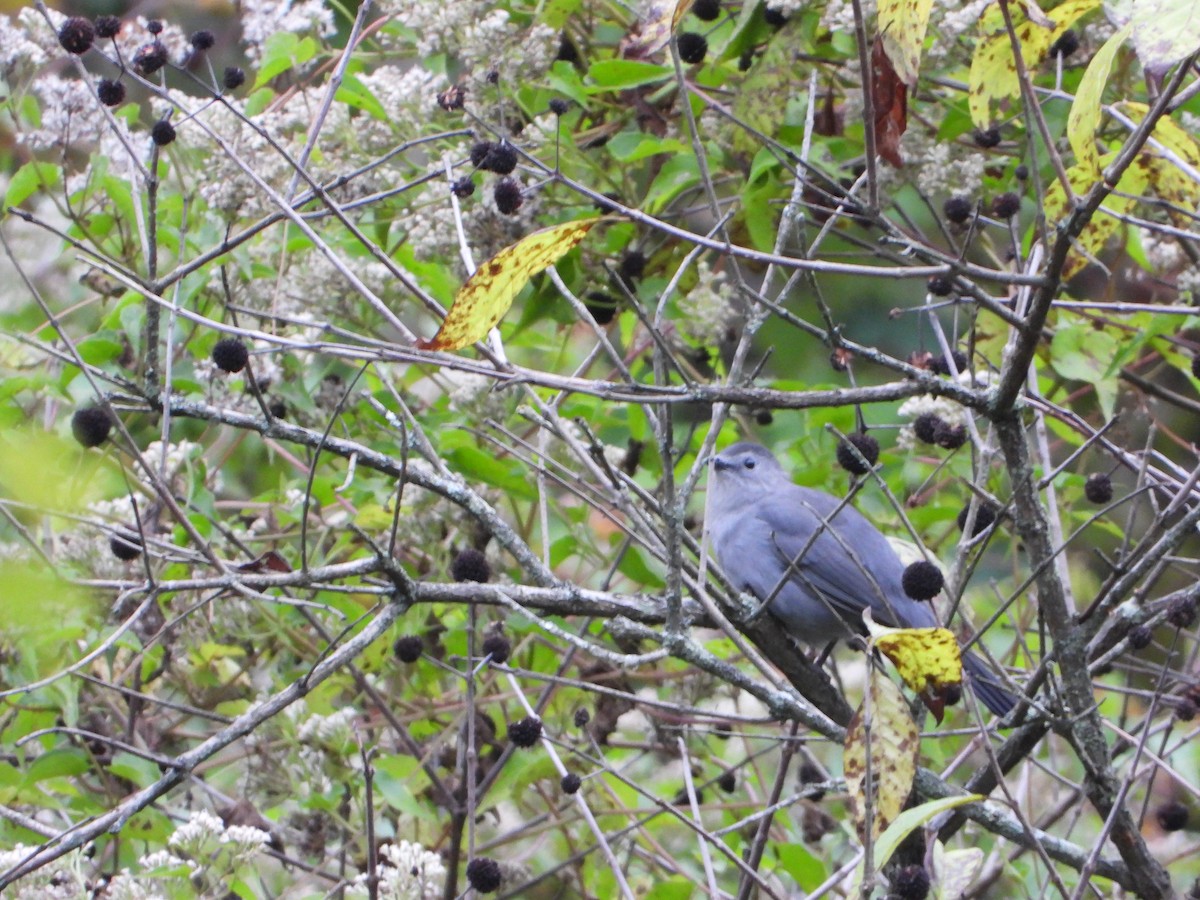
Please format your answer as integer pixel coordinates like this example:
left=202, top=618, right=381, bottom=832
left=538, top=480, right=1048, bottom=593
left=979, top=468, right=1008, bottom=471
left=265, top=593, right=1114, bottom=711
left=1128, top=0, right=1200, bottom=75
left=1117, top=102, right=1200, bottom=222
left=418, top=218, right=600, bottom=352
left=968, top=0, right=1101, bottom=128
left=879, top=0, right=934, bottom=86
left=1043, top=155, right=1149, bottom=279
left=843, top=668, right=918, bottom=844
left=864, top=610, right=962, bottom=722
left=1067, top=23, right=1132, bottom=176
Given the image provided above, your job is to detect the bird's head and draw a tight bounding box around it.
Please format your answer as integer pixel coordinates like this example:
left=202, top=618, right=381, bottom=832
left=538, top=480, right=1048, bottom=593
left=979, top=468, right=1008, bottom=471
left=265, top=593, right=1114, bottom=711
left=709, top=443, right=786, bottom=509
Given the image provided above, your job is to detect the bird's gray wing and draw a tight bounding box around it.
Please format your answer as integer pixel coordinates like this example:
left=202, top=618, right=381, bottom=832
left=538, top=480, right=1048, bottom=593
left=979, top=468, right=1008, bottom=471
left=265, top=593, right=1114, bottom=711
left=753, top=486, right=937, bottom=634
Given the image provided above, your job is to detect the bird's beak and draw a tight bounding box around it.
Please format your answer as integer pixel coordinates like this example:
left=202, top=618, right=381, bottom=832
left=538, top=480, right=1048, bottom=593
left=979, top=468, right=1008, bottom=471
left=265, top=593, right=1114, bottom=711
left=712, top=457, right=733, bottom=471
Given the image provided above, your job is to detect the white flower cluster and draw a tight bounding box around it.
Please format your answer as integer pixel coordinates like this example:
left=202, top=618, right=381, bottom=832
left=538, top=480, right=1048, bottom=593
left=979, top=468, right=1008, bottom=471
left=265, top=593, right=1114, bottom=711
left=347, top=840, right=446, bottom=898
left=766, top=0, right=806, bottom=16
left=0, top=13, right=47, bottom=75
left=168, top=808, right=271, bottom=865
left=297, top=706, right=358, bottom=747
left=1139, top=226, right=1185, bottom=272
left=1176, top=265, right=1200, bottom=300
left=907, top=130, right=986, bottom=199
left=822, top=0, right=874, bottom=35
left=677, top=259, right=738, bottom=345
left=380, top=0, right=557, bottom=83
left=895, top=370, right=985, bottom=449
left=354, top=65, right=442, bottom=149
left=239, top=0, right=337, bottom=61
left=112, top=16, right=190, bottom=68
left=20, top=75, right=107, bottom=152
left=925, top=0, right=992, bottom=64
left=405, top=170, right=540, bottom=266
left=0, top=844, right=87, bottom=898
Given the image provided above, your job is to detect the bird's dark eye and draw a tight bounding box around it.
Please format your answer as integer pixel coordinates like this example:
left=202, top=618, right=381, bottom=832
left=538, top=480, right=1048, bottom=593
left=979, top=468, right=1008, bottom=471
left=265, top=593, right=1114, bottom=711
left=743, top=458, right=756, bottom=469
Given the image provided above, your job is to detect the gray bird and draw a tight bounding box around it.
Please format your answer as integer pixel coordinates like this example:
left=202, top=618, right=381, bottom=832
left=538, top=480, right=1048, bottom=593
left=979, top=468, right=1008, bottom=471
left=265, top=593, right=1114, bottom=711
left=707, top=442, right=1015, bottom=717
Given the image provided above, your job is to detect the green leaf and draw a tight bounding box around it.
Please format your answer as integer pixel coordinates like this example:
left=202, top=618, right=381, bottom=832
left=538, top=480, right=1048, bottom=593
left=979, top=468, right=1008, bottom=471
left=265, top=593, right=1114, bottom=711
left=871, top=794, right=984, bottom=871
left=643, top=877, right=694, bottom=900
left=24, top=749, right=89, bottom=783
left=6, top=161, right=61, bottom=207
left=1049, top=322, right=1120, bottom=420
left=335, top=73, right=388, bottom=119
left=775, top=842, right=827, bottom=891
left=254, top=33, right=317, bottom=87
left=615, top=544, right=665, bottom=588
left=607, top=132, right=691, bottom=162
left=1067, top=23, right=1131, bottom=175
left=586, top=59, right=674, bottom=92
left=446, top=446, right=538, bottom=500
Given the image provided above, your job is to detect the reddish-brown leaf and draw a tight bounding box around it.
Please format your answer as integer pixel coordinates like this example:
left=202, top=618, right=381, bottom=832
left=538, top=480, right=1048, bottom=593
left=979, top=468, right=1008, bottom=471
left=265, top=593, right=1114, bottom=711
left=871, top=37, right=908, bottom=167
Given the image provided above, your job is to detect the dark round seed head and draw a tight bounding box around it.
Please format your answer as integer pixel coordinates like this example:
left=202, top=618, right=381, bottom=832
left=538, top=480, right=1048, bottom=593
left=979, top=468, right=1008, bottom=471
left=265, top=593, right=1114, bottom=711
left=798, top=762, right=824, bottom=800
left=1177, top=698, right=1197, bottom=722
left=694, top=0, right=722, bottom=19
left=268, top=398, right=287, bottom=419
left=450, top=548, right=491, bottom=583
left=619, top=250, right=646, bottom=282
left=677, top=32, right=708, bottom=64
left=96, top=79, right=126, bottom=107
left=929, top=349, right=968, bottom=376
left=943, top=195, right=973, bottom=224
left=892, top=864, right=932, bottom=900
left=755, top=409, right=773, bottom=426
left=211, top=337, right=249, bottom=373
left=393, top=635, right=423, bottom=663
left=739, top=49, right=754, bottom=71
left=764, top=6, right=788, bottom=25
left=974, top=127, right=1002, bottom=149
left=1128, top=624, right=1153, bottom=650
left=151, top=120, right=176, bottom=146
left=485, top=68, right=500, bottom=85
left=836, top=432, right=879, bottom=475
left=466, top=857, right=503, bottom=893
left=1084, top=472, right=1113, bottom=504
left=585, top=292, right=618, bottom=325
left=927, top=275, right=953, bottom=296
left=59, top=17, right=95, bottom=54
left=133, top=41, right=168, bottom=75
left=912, top=413, right=945, bottom=444
left=94, top=15, right=120, bottom=39
left=481, top=632, right=510, bottom=665
left=901, top=560, right=944, bottom=601
left=481, top=141, right=518, bottom=175
left=561, top=772, right=582, bottom=794
left=934, top=422, right=968, bottom=450
left=1191, top=353, right=1200, bottom=379
left=548, top=98, right=570, bottom=116
left=109, top=533, right=142, bottom=561
left=1167, top=596, right=1197, bottom=629
left=717, top=770, right=737, bottom=793
left=189, top=30, right=215, bottom=51
left=508, top=715, right=542, bottom=748
left=943, top=682, right=963, bottom=706
left=469, top=140, right=494, bottom=168
left=493, top=178, right=523, bottom=215
left=1015, top=164, right=1029, bottom=180
left=1157, top=801, right=1189, bottom=832
left=992, top=192, right=1021, bottom=219
left=1050, top=29, right=1080, bottom=58
left=450, top=176, right=475, bottom=198
left=573, top=708, right=590, bottom=728
left=223, top=66, right=246, bottom=90
left=957, top=501, right=997, bottom=537
left=71, top=406, right=112, bottom=448
left=146, top=19, right=163, bottom=34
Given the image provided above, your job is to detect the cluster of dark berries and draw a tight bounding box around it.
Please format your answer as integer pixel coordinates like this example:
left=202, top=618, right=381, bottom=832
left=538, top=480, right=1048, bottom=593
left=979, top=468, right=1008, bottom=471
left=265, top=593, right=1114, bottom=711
left=573, top=708, right=590, bottom=728
left=109, top=531, right=142, bottom=560
left=991, top=192, right=1021, bottom=219
left=929, top=348, right=968, bottom=377
left=451, top=548, right=491, bottom=583
left=927, top=275, right=953, bottom=297
left=1127, top=624, right=1154, bottom=651
left=1050, top=29, right=1080, bottom=58
left=561, top=772, right=582, bottom=794
left=1084, top=472, right=1113, bottom=504
left=891, top=864, right=932, bottom=900
left=836, top=432, right=879, bottom=475
left=911, top=413, right=967, bottom=450
left=901, top=560, right=944, bottom=601
left=798, top=762, right=825, bottom=800
left=493, top=178, right=522, bottom=215
left=677, top=32, right=708, bottom=64
left=466, top=857, right=502, bottom=893
left=1167, top=595, right=1197, bottom=630
left=508, top=715, right=542, bottom=747
left=212, top=337, right=249, bottom=373
left=693, top=0, right=722, bottom=20
left=585, top=291, right=618, bottom=325
left=1157, top=801, right=1189, bottom=833
left=481, top=628, right=510, bottom=665
left=469, top=140, right=518, bottom=175
left=974, top=126, right=1002, bottom=149
left=943, top=196, right=973, bottom=225
left=393, top=634, right=423, bottom=663
left=71, top=405, right=113, bottom=448
left=957, top=501, right=997, bottom=537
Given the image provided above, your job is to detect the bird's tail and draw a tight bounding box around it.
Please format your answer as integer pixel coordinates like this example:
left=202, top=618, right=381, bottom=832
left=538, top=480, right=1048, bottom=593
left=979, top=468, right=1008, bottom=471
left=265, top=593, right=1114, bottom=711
left=962, top=650, right=1017, bottom=718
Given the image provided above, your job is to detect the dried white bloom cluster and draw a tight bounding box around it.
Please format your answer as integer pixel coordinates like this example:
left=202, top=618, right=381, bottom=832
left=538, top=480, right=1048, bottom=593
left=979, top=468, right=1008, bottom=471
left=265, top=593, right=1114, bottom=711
left=20, top=75, right=106, bottom=152
left=766, top=0, right=806, bottom=16
left=347, top=840, right=447, bottom=898
left=903, top=128, right=986, bottom=199
left=168, top=808, right=271, bottom=869
left=0, top=13, right=48, bottom=75
left=925, top=0, right=992, bottom=64
left=0, top=845, right=87, bottom=898
left=822, top=0, right=874, bottom=35
left=405, top=171, right=539, bottom=266
left=1139, top=227, right=1185, bottom=273
left=677, top=259, right=737, bottom=345
left=239, top=0, right=337, bottom=60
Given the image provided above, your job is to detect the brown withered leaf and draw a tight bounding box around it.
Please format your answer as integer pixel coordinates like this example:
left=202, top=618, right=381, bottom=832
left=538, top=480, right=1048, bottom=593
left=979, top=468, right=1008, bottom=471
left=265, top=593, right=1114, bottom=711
left=871, top=37, right=908, bottom=167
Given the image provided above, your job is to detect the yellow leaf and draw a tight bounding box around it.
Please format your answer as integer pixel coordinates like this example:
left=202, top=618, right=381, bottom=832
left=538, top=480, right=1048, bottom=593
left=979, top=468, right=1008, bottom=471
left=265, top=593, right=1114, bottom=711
left=968, top=0, right=1101, bottom=128
left=1129, top=0, right=1200, bottom=75
left=864, top=610, right=962, bottom=722
left=933, top=843, right=986, bottom=898
left=879, top=0, right=934, bottom=86
left=1067, top=23, right=1132, bottom=176
left=671, top=0, right=694, bottom=31
left=1042, top=156, right=1148, bottom=279
left=1116, top=102, right=1200, bottom=219
left=418, top=218, right=601, bottom=352
left=843, top=668, right=919, bottom=844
